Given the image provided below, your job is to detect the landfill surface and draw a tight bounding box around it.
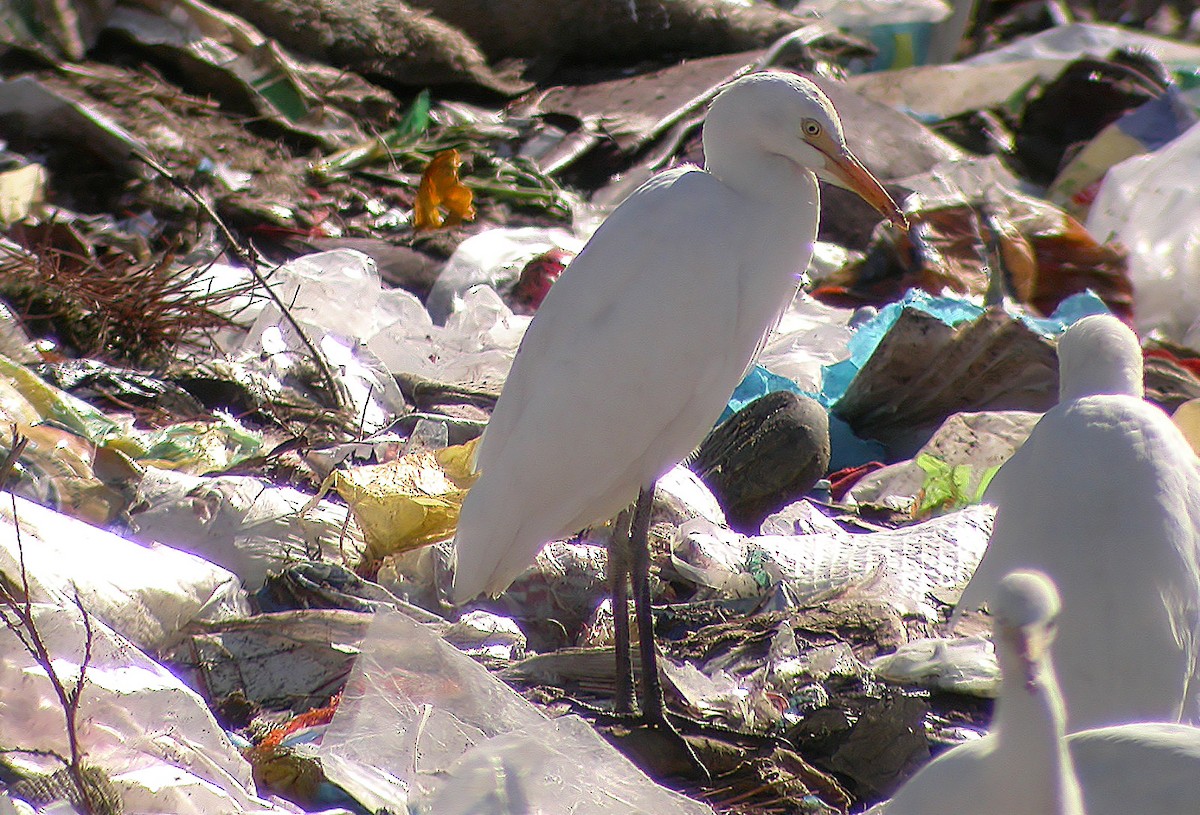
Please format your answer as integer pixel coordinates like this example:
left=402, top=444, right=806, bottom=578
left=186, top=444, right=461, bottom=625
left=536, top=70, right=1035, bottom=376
left=3, top=0, right=1200, bottom=813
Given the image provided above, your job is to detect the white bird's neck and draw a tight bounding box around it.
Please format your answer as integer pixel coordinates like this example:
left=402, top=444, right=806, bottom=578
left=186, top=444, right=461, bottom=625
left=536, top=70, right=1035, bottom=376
left=993, top=648, right=1087, bottom=815
left=706, top=149, right=821, bottom=211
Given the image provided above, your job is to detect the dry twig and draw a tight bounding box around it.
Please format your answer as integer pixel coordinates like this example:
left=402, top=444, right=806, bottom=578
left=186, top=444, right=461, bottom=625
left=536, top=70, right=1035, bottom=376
left=0, top=429, right=104, bottom=814
left=131, top=150, right=352, bottom=413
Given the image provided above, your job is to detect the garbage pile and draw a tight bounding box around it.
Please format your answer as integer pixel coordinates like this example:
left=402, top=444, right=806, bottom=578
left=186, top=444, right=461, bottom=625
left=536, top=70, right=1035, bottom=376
left=4, top=0, right=1200, bottom=813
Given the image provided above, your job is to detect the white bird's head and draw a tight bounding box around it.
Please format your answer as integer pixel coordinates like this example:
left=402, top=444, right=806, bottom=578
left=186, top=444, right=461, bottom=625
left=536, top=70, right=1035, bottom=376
left=703, top=70, right=907, bottom=229
left=993, top=570, right=1062, bottom=691
left=1056, top=313, right=1144, bottom=402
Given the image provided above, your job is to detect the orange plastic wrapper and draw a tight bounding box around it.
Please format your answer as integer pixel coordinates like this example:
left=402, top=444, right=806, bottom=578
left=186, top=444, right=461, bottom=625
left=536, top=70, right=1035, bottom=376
left=412, top=149, right=476, bottom=231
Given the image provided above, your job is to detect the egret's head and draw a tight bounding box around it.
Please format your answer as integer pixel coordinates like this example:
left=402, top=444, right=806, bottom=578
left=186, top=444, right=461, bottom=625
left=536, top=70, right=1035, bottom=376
left=1057, top=314, right=1143, bottom=402
left=993, top=570, right=1061, bottom=690
left=705, top=71, right=907, bottom=229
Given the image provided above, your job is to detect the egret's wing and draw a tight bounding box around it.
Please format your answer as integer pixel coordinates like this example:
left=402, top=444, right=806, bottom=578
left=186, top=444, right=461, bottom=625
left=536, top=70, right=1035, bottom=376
left=453, top=169, right=760, bottom=601
left=876, top=740, right=998, bottom=815
left=1068, top=723, right=1200, bottom=815
left=954, top=397, right=1200, bottom=729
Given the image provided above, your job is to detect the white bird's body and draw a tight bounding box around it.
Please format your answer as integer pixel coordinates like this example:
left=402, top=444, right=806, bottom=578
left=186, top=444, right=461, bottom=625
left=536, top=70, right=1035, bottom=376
left=876, top=570, right=1200, bottom=815
left=953, top=315, right=1200, bottom=730
left=452, top=166, right=817, bottom=600
left=451, top=72, right=903, bottom=603
left=876, top=571, right=1085, bottom=815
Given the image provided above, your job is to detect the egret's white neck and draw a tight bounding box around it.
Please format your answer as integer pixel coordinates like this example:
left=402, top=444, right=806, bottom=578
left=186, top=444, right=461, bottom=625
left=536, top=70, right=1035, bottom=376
left=705, top=149, right=821, bottom=210
left=993, top=643, right=1086, bottom=815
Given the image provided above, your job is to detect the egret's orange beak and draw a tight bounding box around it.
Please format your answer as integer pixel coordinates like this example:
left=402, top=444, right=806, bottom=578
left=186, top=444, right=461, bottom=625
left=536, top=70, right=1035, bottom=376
left=822, top=149, right=909, bottom=231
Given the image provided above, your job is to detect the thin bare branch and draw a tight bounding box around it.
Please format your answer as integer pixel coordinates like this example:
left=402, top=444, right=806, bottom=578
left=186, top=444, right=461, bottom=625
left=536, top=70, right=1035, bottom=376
left=131, top=149, right=352, bottom=414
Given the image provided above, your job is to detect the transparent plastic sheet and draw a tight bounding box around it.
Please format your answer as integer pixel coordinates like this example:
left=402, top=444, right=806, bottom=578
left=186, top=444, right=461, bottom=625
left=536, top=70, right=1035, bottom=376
left=319, top=608, right=715, bottom=815
left=0, top=492, right=248, bottom=655
left=0, top=603, right=298, bottom=815
left=127, top=467, right=365, bottom=591
left=368, top=283, right=532, bottom=388
left=1087, top=120, right=1200, bottom=346
left=672, top=504, right=994, bottom=618
left=424, top=227, right=584, bottom=324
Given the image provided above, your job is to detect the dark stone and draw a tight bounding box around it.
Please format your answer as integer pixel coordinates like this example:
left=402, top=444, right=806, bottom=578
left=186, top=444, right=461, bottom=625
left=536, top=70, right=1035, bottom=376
left=690, top=391, right=830, bottom=534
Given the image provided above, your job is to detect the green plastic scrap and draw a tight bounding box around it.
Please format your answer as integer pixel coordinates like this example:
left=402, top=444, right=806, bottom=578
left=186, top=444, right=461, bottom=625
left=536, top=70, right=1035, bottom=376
left=914, top=453, right=1000, bottom=518
left=140, top=413, right=264, bottom=474
left=0, top=354, right=144, bottom=454
left=310, top=90, right=432, bottom=179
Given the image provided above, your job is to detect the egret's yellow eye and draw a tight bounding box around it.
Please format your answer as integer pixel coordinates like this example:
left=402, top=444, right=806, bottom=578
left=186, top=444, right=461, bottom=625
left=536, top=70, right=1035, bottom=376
left=803, top=119, right=822, bottom=137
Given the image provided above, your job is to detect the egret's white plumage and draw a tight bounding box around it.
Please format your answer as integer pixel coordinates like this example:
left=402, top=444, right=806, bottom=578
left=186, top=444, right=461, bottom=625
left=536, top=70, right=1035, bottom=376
left=953, top=314, right=1200, bottom=730
left=451, top=71, right=903, bottom=603
left=874, top=570, right=1085, bottom=815
left=876, top=569, right=1200, bottom=815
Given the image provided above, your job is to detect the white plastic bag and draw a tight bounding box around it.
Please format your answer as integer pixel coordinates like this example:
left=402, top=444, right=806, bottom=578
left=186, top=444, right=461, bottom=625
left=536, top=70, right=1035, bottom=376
left=0, top=603, right=292, bottom=814
left=0, top=493, right=248, bottom=654
left=1087, top=120, right=1200, bottom=346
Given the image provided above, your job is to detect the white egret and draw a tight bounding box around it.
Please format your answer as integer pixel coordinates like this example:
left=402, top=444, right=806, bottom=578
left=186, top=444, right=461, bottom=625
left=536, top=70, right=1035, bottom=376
left=953, top=314, right=1200, bottom=730
left=874, top=569, right=1200, bottom=815
left=450, top=71, right=906, bottom=734
left=873, top=570, right=1086, bottom=815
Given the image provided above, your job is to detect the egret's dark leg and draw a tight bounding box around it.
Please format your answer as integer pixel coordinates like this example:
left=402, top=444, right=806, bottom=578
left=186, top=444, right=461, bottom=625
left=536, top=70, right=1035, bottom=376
left=626, top=483, right=709, bottom=782
left=610, top=505, right=636, bottom=715
left=629, top=484, right=665, bottom=725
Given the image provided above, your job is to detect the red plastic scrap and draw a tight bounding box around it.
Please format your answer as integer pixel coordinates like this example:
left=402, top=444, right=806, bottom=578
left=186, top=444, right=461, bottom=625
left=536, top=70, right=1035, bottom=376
left=828, top=462, right=885, bottom=502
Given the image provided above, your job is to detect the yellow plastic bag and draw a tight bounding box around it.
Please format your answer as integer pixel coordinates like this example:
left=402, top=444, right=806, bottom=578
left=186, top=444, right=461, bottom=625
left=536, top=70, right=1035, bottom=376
left=321, top=437, right=480, bottom=566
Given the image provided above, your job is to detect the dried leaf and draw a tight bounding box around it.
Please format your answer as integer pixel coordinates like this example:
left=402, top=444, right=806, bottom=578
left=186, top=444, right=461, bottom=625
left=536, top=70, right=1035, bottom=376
left=413, top=148, right=476, bottom=231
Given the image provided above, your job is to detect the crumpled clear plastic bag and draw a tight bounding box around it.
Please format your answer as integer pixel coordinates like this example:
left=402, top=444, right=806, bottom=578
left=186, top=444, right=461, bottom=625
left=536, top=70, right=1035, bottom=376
left=127, top=466, right=365, bottom=591
left=1087, top=120, right=1200, bottom=347
left=319, top=608, right=714, bottom=815
left=424, top=226, right=584, bottom=324
left=233, top=250, right=410, bottom=433
left=0, top=603, right=295, bottom=814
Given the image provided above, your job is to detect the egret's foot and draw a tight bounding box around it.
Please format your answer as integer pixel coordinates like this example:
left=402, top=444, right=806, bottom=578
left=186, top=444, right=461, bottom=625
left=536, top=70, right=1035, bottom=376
left=641, top=707, right=711, bottom=784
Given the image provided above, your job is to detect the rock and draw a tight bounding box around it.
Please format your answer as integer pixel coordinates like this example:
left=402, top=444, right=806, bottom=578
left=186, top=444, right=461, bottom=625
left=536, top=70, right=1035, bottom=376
left=690, top=391, right=830, bottom=533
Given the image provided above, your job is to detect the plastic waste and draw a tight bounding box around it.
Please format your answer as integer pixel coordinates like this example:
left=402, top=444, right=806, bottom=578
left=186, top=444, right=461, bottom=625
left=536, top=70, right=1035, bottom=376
left=462, top=465, right=727, bottom=644
left=794, top=0, right=952, bottom=71
left=367, top=283, right=531, bottom=387
left=425, top=227, right=585, bottom=323
left=106, top=0, right=383, bottom=147
left=321, top=437, right=478, bottom=568
left=140, top=414, right=265, bottom=475
left=0, top=162, right=45, bottom=225
left=1, top=492, right=248, bottom=654
left=1173, top=398, right=1200, bottom=455
left=0, top=602, right=297, bottom=814
left=183, top=610, right=370, bottom=711
left=318, top=607, right=715, bottom=815
left=1087, top=120, right=1200, bottom=346
left=671, top=504, right=994, bottom=619
left=1048, top=89, right=1198, bottom=218
left=961, top=22, right=1200, bottom=67
left=443, top=610, right=527, bottom=660
left=755, top=292, right=859, bottom=396
left=127, top=466, right=366, bottom=590
left=871, top=636, right=998, bottom=696
left=236, top=250, right=408, bottom=432
left=847, top=410, right=1040, bottom=513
